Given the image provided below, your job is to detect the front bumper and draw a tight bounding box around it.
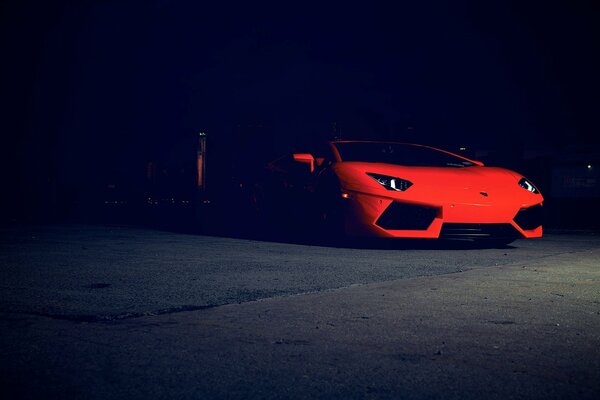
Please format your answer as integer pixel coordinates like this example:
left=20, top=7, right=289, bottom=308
left=341, top=191, right=543, bottom=239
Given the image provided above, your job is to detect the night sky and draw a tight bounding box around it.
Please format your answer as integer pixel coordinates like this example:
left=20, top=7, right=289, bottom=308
left=1, top=0, right=599, bottom=220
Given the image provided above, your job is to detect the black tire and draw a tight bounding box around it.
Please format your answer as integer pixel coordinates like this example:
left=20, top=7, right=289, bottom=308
left=315, top=180, right=349, bottom=245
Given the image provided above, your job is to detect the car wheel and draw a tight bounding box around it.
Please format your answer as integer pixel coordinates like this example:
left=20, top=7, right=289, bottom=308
left=315, top=189, right=348, bottom=245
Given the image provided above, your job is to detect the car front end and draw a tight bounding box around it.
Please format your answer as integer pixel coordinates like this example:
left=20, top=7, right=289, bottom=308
left=329, top=142, right=543, bottom=240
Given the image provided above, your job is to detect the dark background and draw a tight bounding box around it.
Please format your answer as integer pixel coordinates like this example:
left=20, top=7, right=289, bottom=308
left=1, top=0, right=599, bottom=229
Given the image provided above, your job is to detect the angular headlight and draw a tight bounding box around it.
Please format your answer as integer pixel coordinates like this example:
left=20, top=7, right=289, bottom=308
left=519, top=178, right=539, bottom=194
left=367, top=173, right=413, bottom=191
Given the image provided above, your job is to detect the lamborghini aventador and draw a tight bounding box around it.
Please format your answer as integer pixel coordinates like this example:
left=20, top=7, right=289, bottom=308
left=286, top=140, right=543, bottom=244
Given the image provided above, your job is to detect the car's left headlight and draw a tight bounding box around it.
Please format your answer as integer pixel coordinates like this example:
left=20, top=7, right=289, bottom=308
left=519, top=177, right=540, bottom=194
left=367, top=173, right=413, bottom=191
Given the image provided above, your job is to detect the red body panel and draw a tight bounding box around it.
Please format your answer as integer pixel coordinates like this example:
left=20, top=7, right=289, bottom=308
left=326, top=146, right=544, bottom=239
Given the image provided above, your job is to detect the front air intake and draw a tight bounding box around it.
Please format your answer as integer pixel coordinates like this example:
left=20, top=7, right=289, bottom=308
left=440, top=223, right=519, bottom=239
left=514, top=204, right=543, bottom=230
left=375, top=202, right=438, bottom=230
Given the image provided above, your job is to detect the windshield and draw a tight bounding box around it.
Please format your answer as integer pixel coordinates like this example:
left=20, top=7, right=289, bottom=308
left=333, top=142, right=475, bottom=168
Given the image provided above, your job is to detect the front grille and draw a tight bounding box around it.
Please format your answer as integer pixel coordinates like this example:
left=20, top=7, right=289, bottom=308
left=514, top=204, right=543, bottom=230
left=440, top=223, right=519, bottom=239
left=375, top=202, right=438, bottom=230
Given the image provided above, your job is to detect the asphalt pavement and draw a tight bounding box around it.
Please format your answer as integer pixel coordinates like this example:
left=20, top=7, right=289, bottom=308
left=0, top=224, right=599, bottom=399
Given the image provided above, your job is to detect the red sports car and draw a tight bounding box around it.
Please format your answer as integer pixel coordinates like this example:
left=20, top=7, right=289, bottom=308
left=288, top=140, right=543, bottom=244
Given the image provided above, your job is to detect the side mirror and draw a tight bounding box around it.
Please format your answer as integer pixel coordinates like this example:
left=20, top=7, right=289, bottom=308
left=293, top=153, right=315, bottom=173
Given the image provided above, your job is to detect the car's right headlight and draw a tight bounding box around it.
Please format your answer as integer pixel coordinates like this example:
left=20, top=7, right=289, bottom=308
left=366, top=173, right=413, bottom=191
left=518, top=177, right=540, bottom=194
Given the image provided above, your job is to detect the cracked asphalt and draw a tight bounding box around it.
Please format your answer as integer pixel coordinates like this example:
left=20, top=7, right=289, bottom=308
left=1, top=224, right=599, bottom=399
